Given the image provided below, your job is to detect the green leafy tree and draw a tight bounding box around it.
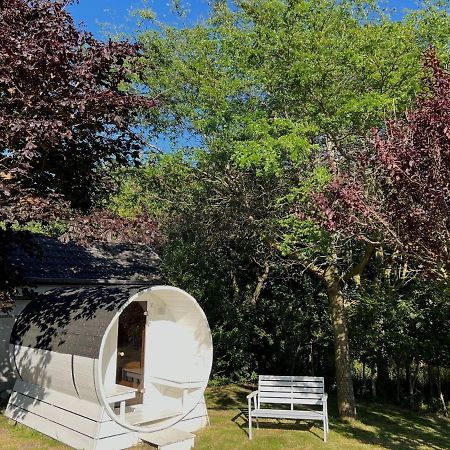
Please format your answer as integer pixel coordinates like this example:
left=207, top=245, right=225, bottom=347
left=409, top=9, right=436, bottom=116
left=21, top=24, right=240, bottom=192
left=112, top=154, right=334, bottom=381
left=134, top=0, right=450, bottom=418
left=348, top=268, right=450, bottom=412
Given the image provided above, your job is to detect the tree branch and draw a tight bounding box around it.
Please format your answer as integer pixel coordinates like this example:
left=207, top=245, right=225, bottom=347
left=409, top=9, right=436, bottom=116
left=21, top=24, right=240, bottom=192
left=343, top=243, right=376, bottom=281
left=251, top=260, right=270, bottom=304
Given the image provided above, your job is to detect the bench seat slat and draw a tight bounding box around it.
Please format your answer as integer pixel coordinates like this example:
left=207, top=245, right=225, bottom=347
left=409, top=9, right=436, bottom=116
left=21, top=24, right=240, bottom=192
left=259, top=397, right=323, bottom=405
left=259, top=392, right=324, bottom=399
left=252, top=409, right=324, bottom=420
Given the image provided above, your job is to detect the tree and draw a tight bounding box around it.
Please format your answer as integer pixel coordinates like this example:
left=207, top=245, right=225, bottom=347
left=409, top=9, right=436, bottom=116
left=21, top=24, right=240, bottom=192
left=135, top=0, right=450, bottom=417
left=374, top=49, right=449, bottom=276
left=0, top=0, right=155, bottom=309
left=0, top=0, right=154, bottom=218
left=318, top=49, right=450, bottom=278
left=112, top=153, right=334, bottom=381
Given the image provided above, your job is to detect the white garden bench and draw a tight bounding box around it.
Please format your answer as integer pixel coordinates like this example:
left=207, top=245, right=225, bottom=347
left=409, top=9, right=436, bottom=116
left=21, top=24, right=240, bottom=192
left=247, top=375, right=329, bottom=442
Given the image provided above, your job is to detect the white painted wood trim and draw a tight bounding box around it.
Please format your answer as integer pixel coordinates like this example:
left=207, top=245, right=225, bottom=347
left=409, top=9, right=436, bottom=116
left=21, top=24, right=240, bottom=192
left=105, top=384, right=137, bottom=403
left=11, top=379, right=105, bottom=421
left=259, top=375, right=324, bottom=382
left=96, top=285, right=213, bottom=435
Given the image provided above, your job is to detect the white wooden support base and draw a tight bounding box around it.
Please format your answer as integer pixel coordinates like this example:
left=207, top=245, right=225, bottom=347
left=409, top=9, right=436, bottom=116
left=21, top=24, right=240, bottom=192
left=5, top=405, right=139, bottom=450
left=5, top=378, right=209, bottom=450
left=5, top=383, right=140, bottom=450
left=139, top=428, right=195, bottom=450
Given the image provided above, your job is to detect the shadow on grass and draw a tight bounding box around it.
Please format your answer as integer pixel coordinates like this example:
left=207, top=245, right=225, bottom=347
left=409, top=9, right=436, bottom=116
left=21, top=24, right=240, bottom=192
left=332, top=401, right=450, bottom=450
left=206, top=384, right=255, bottom=410
left=206, top=385, right=450, bottom=449
left=230, top=407, right=324, bottom=441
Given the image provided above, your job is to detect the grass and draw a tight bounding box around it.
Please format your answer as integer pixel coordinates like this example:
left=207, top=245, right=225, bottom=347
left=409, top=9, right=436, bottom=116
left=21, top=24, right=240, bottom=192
left=1, top=385, right=449, bottom=449
left=0, top=410, right=64, bottom=450
left=196, top=385, right=450, bottom=449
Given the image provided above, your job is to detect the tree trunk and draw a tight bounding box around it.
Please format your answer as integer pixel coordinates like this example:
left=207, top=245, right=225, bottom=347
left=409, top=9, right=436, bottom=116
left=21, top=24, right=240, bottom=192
left=251, top=260, right=270, bottom=304
left=361, top=359, right=366, bottom=397
left=395, top=362, right=401, bottom=404
left=428, top=364, right=434, bottom=402
left=325, top=269, right=357, bottom=419
left=371, top=363, right=377, bottom=400
left=406, top=361, right=414, bottom=396
left=407, top=360, right=419, bottom=396
left=436, top=366, right=449, bottom=417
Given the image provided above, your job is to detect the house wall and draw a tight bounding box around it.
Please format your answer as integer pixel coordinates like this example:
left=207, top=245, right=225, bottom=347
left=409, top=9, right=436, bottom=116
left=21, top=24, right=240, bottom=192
left=0, top=299, right=30, bottom=398
left=0, top=285, right=61, bottom=398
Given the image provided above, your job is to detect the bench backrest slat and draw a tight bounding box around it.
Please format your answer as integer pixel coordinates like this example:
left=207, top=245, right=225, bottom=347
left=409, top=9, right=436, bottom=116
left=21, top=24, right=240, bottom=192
left=258, top=397, right=324, bottom=406
left=260, top=389, right=324, bottom=396
left=260, top=375, right=322, bottom=382
left=260, top=383, right=323, bottom=391
left=258, top=375, right=325, bottom=407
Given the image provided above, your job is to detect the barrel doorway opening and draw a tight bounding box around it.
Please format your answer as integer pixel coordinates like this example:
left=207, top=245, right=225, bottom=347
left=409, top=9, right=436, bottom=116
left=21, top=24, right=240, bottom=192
left=99, top=286, right=213, bottom=432
left=116, top=301, right=147, bottom=406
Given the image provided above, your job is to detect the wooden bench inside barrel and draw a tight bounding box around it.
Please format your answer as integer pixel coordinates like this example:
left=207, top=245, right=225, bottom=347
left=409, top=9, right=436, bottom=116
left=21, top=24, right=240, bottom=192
left=247, top=375, right=329, bottom=442
left=105, top=384, right=137, bottom=421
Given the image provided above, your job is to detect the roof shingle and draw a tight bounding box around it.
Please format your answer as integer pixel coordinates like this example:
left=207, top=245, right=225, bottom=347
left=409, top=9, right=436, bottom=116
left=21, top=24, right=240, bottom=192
left=8, top=234, right=163, bottom=285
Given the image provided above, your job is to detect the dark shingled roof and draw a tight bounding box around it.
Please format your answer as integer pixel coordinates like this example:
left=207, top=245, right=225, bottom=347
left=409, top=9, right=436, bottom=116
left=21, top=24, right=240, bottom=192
left=11, top=286, right=141, bottom=358
left=8, top=234, right=163, bottom=285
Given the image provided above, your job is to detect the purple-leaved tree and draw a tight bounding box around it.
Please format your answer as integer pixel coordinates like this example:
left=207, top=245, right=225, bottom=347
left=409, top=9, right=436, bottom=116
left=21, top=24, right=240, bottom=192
left=0, top=0, right=157, bottom=308
left=316, top=48, right=449, bottom=279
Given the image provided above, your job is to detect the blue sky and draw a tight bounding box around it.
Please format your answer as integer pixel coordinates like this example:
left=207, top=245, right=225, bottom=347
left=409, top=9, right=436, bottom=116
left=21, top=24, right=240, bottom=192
left=69, top=1, right=420, bottom=40
left=67, top=0, right=420, bottom=152
left=69, top=1, right=212, bottom=39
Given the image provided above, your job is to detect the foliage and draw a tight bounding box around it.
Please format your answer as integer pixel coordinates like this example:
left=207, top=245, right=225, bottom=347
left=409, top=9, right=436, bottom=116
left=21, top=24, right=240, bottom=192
left=61, top=210, right=159, bottom=245
left=111, top=154, right=333, bottom=380
left=135, top=0, right=450, bottom=274
left=316, top=49, right=450, bottom=279
left=0, top=0, right=156, bottom=309
left=0, top=0, right=154, bottom=217
left=348, top=274, right=450, bottom=406
left=133, top=0, right=450, bottom=417
left=372, top=51, right=450, bottom=274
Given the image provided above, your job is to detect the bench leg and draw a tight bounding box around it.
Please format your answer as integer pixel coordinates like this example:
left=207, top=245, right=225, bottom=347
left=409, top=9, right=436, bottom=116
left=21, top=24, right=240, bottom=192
left=248, top=411, right=252, bottom=440
left=256, top=417, right=259, bottom=429
left=323, top=418, right=327, bottom=443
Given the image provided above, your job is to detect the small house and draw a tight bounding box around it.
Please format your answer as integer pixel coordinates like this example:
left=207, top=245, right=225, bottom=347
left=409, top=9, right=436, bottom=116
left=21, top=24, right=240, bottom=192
left=1, top=235, right=213, bottom=449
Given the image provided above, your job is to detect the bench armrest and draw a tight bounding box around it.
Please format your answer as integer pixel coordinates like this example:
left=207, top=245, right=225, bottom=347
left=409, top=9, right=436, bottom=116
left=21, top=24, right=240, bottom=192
left=322, top=393, right=328, bottom=401
left=247, top=390, right=258, bottom=413
left=247, top=390, right=258, bottom=400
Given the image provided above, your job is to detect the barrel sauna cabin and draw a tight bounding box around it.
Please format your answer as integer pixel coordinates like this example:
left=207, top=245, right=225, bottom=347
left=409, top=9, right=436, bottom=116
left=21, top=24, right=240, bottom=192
left=5, top=285, right=213, bottom=450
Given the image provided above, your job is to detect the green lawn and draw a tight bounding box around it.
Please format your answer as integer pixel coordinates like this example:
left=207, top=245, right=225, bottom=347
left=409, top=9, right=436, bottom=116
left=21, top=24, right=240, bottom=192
left=1, top=385, right=449, bottom=449
left=196, top=385, right=450, bottom=449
